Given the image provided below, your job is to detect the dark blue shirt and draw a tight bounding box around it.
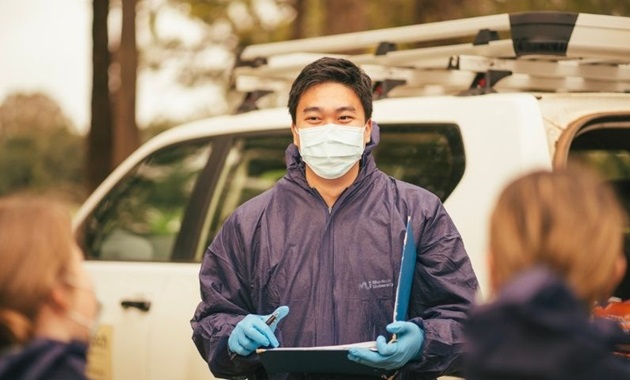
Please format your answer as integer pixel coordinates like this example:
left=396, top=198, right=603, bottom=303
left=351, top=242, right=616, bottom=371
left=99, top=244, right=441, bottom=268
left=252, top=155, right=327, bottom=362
left=0, top=338, right=88, bottom=380
left=464, top=267, right=630, bottom=380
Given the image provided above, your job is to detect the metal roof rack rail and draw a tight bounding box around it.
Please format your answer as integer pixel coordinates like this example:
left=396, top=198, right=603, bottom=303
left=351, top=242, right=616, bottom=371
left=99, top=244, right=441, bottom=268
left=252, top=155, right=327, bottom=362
left=233, top=11, right=630, bottom=109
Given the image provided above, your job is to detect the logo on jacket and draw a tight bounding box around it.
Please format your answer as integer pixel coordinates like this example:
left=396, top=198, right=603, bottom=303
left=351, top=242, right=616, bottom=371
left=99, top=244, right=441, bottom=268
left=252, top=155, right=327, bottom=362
left=359, top=279, right=394, bottom=290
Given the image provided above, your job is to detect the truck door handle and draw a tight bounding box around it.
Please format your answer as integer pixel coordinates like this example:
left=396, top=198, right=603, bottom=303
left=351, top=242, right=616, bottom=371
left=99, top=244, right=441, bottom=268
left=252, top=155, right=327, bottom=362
left=120, top=299, right=151, bottom=312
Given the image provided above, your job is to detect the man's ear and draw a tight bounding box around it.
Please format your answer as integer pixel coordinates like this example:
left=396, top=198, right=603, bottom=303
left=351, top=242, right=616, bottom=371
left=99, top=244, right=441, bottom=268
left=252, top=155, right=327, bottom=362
left=364, top=119, right=373, bottom=144
left=291, top=124, right=300, bottom=148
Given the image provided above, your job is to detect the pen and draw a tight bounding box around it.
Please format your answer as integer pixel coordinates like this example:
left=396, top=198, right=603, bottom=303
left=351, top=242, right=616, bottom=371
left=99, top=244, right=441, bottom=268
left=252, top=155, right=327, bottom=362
left=264, top=312, right=278, bottom=327
left=230, top=312, right=279, bottom=360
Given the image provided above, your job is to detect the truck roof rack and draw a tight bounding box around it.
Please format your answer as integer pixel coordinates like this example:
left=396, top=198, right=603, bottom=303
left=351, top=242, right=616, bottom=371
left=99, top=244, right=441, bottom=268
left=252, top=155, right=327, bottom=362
left=232, top=11, right=630, bottom=109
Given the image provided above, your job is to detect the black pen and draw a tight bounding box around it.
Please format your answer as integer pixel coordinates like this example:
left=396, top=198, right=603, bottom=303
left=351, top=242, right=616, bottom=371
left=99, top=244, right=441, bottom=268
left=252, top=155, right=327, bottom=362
left=230, top=312, right=279, bottom=360
left=264, top=311, right=278, bottom=327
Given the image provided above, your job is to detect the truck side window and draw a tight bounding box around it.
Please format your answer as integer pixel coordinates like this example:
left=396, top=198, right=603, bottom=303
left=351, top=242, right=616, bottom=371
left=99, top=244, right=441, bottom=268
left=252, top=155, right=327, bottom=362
left=567, top=120, right=630, bottom=299
left=80, top=139, right=212, bottom=261
left=374, top=123, right=465, bottom=202
left=199, top=132, right=291, bottom=254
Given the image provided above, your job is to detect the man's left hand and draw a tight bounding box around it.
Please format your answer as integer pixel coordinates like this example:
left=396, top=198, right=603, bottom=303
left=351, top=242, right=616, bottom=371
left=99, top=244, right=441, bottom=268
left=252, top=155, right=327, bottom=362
left=347, top=321, right=424, bottom=370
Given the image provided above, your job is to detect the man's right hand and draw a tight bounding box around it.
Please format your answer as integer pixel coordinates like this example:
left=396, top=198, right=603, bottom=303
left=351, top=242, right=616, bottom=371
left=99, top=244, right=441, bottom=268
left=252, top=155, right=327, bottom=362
left=228, top=306, right=289, bottom=357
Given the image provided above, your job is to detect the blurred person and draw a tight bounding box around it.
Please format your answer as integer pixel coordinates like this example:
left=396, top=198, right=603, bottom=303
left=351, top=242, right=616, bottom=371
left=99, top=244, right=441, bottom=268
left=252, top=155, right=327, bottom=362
left=191, top=56, right=479, bottom=380
left=464, top=167, right=630, bottom=379
left=0, top=195, right=100, bottom=380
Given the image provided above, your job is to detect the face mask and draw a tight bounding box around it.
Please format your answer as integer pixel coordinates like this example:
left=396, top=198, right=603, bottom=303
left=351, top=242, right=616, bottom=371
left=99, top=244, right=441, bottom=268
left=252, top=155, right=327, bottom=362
left=64, top=277, right=102, bottom=340
left=67, top=305, right=101, bottom=339
left=297, top=123, right=367, bottom=179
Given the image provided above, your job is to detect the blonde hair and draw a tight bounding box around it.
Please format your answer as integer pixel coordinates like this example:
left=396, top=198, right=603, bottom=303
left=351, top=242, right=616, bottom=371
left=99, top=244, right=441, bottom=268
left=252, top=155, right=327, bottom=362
left=489, top=167, right=627, bottom=306
left=0, top=195, right=75, bottom=348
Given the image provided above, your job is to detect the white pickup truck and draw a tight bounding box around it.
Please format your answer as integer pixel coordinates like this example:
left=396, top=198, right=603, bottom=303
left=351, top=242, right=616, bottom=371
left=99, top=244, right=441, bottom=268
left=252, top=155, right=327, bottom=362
left=73, top=11, right=630, bottom=380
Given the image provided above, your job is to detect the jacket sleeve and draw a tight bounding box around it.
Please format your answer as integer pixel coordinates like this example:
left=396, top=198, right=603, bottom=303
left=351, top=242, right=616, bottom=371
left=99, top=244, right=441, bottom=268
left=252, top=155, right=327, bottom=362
left=403, top=199, right=479, bottom=379
left=190, top=213, right=264, bottom=379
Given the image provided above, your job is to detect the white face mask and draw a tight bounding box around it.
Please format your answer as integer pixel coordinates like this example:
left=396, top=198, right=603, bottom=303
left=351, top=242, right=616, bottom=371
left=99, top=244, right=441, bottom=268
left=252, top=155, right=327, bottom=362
left=67, top=306, right=101, bottom=339
left=297, top=123, right=367, bottom=179
left=64, top=277, right=102, bottom=341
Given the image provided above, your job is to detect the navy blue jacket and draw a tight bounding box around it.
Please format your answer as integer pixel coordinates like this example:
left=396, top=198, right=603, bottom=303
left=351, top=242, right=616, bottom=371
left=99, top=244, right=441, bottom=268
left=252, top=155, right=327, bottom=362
left=464, top=267, right=630, bottom=380
left=0, top=339, right=88, bottom=380
left=192, top=124, right=479, bottom=379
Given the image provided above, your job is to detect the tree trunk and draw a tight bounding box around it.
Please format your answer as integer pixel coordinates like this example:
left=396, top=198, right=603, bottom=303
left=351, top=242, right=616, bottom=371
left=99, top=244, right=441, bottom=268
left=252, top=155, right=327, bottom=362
left=291, top=0, right=307, bottom=39
left=414, top=0, right=466, bottom=23
left=323, top=0, right=367, bottom=35
left=88, top=0, right=114, bottom=192
left=112, top=0, right=139, bottom=167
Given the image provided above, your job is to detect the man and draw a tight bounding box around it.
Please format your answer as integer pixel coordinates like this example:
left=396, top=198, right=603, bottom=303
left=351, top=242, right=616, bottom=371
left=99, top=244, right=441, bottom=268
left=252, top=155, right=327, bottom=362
left=191, top=57, right=478, bottom=379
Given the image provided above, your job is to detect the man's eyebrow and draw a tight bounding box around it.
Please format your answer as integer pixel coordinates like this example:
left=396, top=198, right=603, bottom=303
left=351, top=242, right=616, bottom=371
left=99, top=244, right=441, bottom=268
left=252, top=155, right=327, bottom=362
left=301, top=106, right=357, bottom=113
left=302, top=106, right=322, bottom=113
left=337, top=106, right=357, bottom=113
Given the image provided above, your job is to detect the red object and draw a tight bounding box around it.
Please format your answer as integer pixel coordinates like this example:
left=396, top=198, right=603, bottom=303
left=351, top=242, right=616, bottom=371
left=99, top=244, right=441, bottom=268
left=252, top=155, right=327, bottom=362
left=593, top=299, right=630, bottom=358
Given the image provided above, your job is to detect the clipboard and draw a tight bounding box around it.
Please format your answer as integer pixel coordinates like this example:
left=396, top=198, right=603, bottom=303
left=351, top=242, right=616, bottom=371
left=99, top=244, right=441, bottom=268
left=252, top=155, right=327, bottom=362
left=393, top=216, right=416, bottom=322
left=257, top=217, right=416, bottom=377
left=256, top=342, right=393, bottom=377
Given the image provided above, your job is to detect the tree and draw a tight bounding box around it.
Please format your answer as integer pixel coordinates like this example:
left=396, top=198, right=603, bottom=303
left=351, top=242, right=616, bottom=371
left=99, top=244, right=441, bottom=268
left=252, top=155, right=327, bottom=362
left=0, top=93, right=72, bottom=136
left=323, top=0, right=367, bottom=35
left=290, top=0, right=307, bottom=38
left=490, top=0, right=630, bottom=15
left=0, top=93, right=86, bottom=203
left=413, top=0, right=469, bottom=23
left=89, top=0, right=114, bottom=192
left=112, top=0, right=140, bottom=167
left=89, top=0, right=141, bottom=190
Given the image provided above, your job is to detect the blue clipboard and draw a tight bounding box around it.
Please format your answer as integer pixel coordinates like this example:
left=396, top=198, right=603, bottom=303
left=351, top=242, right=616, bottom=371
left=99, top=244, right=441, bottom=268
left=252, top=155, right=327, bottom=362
left=393, top=216, right=416, bottom=322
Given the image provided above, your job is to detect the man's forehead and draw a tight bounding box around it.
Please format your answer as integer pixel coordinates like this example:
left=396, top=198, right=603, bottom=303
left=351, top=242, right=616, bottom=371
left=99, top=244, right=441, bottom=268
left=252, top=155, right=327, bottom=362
left=297, top=83, right=363, bottom=113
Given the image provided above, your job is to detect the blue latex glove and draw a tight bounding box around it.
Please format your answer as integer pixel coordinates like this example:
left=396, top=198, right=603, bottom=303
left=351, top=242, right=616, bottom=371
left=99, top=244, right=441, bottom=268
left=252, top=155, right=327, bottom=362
left=347, top=321, right=424, bottom=370
left=228, top=306, right=289, bottom=357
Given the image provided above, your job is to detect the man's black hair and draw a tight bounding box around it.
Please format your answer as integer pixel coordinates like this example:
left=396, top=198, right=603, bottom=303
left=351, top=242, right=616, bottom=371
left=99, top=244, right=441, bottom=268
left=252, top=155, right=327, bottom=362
left=287, top=57, right=373, bottom=124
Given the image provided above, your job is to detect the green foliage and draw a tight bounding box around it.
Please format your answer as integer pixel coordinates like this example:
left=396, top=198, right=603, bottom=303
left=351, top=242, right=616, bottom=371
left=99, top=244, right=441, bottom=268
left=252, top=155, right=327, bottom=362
left=0, top=130, right=87, bottom=204
left=491, top=0, right=630, bottom=16
left=140, top=118, right=180, bottom=143
left=0, top=92, right=86, bottom=204
left=173, top=0, right=295, bottom=46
